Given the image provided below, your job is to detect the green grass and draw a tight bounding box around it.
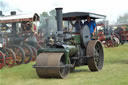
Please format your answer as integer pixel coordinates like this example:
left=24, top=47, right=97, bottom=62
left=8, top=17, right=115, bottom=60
left=0, top=44, right=128, bottom=85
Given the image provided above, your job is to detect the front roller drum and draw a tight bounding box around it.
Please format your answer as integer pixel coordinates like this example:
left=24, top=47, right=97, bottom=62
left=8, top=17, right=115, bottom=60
left=35, top=53, right=70, bottom=78
left=87, top=40, right=104, bottom=71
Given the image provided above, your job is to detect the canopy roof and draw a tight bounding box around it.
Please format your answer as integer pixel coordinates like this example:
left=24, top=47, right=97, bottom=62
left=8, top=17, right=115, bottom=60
left=63, top=12, right=106, bottom=20
left=0, top=13, right=39, bottom=23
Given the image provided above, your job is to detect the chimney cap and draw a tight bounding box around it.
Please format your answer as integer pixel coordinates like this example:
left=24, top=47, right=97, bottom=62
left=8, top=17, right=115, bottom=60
left=10, top=11, right=16, bottom=15
left=55, top=8, right=63, bottom=10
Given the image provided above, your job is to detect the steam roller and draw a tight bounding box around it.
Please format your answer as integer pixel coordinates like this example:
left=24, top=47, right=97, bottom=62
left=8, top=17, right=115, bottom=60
left=33, top=8, right=105, bottom=78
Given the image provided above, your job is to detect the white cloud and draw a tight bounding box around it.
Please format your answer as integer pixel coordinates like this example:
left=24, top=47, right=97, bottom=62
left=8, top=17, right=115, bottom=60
left=2, top=0, right=128, bottom=23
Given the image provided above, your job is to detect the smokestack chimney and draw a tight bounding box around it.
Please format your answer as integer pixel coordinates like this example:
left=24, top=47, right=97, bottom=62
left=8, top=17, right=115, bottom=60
left=55, top=8, right=63, bottom=31
left=10, top=11, right=16, bottom=15
left=10, top=11, right=17, bottom=34
left=0, top=11, right=2, bottom=16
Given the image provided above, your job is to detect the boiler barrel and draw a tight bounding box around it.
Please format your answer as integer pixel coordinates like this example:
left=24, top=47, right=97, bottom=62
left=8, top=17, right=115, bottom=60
left=63, top=45, right=77, bottom=57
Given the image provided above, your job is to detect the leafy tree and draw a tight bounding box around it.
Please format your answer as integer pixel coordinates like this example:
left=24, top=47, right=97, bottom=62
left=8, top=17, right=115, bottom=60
left=39, top=12, right=49, bottom=29
left=49, top=9, right=56, bottom=16
left=41, top=12, right=49, bottom=17
left=117, top=13, right=128, bottom=24
left=39, top=10, right=57, bottom=38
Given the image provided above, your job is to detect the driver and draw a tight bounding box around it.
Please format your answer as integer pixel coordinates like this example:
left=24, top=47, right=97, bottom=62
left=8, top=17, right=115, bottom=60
left=84, top=16, right=96, bottom=38
left=70, top=17, right=83, bottom=33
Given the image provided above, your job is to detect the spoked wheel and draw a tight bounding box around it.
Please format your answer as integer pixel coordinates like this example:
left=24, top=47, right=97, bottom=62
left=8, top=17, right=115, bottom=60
left=29, top=44, right=43, bottom=50
left=87, top=40, right=104, bottom=71
left=21, top=44, right=33, bottom=64
left=35, top=53, right=70, bottom=78
left=8, top=45, right=25, bottom=65
left=0, top=51, right=5, bottom=69
left=30, top=45, right=37, bottom=61
left=5, top=48, right=16, bottom=67
left=35, top=44, right=43, bottom=50
left=25, top=41, right=43, bottom=50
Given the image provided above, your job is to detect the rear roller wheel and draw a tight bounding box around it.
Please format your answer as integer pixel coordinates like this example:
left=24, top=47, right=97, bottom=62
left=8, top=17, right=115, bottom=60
left=5, top=48, right=16, bottom=67
left=87, top=40, right=104, bottom=71
left=0, top=51, right=5, bottom=69
left=35, top=53, right=70, bottom=78
left=21, top=44, right=33, bottom=64
left=8, top=45, right=25, bottom=65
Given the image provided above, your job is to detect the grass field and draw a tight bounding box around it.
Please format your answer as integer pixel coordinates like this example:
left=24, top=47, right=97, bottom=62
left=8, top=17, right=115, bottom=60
left=0, top=44, right=128, bottom=85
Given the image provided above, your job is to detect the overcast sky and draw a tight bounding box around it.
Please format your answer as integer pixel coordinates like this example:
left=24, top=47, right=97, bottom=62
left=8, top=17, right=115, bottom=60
left=0, top=0, right=128, bottom=24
